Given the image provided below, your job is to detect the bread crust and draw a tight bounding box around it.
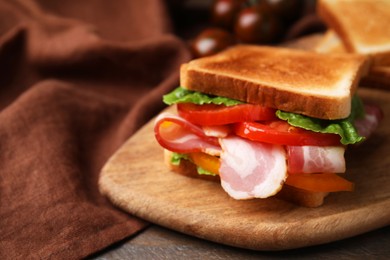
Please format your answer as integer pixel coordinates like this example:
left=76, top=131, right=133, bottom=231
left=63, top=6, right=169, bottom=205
left=317, top=0, right=390, bottom=66
left=313, top=31, right=390, bottom=90
left=181, top=45, right=369, bottom=120
left=317, top=1, right=355, bottom=52
left=314, top=30, right=347, bottom=54
left=164, top=150, right=328, bottom=208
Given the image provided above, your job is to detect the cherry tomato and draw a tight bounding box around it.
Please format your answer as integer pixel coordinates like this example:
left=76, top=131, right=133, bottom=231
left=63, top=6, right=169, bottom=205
left=190, top=28, right=235, bottom=58
left=285, top=173, right=354, bottom=192
left=234, top=5, right=282, bottom=44
left=261, top=0, right=303, bottom=22
left=234, top=121, right=341, bottom=146
left=210, top=0, right=243, bottom=29
left=177, top=103, right=276, bottom=126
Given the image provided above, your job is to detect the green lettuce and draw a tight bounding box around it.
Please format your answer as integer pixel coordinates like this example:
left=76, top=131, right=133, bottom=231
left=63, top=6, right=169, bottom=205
left=164, top=87, right=365, bottom=145
left=171, top=152, right=189, bottom=166
left=276, top=95, right=365, bottom=145
left=163, top=87, right=242, bottom=106
left=196, top=166, right=218, bottom=176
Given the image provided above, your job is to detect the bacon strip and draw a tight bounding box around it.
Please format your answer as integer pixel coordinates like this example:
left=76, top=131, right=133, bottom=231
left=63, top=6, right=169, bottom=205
left=354, top=104, right=383, bottom=139
left=202, top=125, right=231, bottom=138
left=155, top=103, right=383, bottom=200
left=219, top=136, right=287, bottom=199
left=154, top=113, right=221, bottom=155
left=287, top=146, right=346, bottom=174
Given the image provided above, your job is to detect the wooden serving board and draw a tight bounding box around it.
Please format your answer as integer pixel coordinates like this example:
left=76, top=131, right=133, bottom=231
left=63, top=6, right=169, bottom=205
left=99, top=88, right=390, bottom=251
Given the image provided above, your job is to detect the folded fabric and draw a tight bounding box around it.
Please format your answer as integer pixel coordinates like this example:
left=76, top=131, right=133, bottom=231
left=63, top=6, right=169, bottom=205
left=0, top=0, right=190, bottom=259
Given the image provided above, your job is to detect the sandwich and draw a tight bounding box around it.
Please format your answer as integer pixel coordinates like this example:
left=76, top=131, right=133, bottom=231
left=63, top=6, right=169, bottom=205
left=154, top=45, right=383, bottom=207
left=316, top=0, right=390, bottom=90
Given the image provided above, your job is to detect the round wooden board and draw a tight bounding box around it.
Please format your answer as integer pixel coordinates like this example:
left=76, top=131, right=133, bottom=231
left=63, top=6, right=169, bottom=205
left=99, top=88, right=390, bottom=250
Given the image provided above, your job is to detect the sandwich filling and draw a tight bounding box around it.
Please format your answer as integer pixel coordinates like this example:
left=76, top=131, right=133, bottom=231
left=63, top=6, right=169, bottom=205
left=154, top=87, right=382, bottom=200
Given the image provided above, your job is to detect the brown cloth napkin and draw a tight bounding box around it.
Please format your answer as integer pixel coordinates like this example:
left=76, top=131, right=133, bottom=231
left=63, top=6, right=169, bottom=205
left=0, top=0, right=190, bottom=259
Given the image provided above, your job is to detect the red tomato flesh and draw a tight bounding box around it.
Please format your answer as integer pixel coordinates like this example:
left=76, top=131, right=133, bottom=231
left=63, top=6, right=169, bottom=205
left=177, top=103, right=276, bottom=126
left=234, top=121, right=341, bottom=146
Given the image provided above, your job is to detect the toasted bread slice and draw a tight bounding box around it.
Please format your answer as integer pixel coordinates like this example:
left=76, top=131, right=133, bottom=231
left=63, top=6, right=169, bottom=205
left=317, top=0, right=390, bottom=66
left=314, top=31, right=390, bottom=90
left=314, top=30, right=347, bottom=54
left=164, top=150, right=329, bottom=208
left=180, top=45, right=369, bottom=120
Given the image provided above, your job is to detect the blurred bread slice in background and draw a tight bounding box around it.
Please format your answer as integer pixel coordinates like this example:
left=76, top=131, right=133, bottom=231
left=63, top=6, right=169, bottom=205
left=314, top=30, right=346, bottom=54
left=361, top=66, right=390, bottom=90
left=317, top=0, right=390, bottom=66
left=315, top=0, right=390, bottom=90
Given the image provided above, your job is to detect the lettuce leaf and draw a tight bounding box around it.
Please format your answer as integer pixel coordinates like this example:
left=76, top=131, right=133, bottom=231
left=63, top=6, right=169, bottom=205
left=171, top=152, right=189, bottom=166
left=163, top=87, right=242, bottom=106
left=196, top=166, right=218, bottom=176
left=164, top=87, right=365, bottom=145
left=276, top=95, right=365, bottom=145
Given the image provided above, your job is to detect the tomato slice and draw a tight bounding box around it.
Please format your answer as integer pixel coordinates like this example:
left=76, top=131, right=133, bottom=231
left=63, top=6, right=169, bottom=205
left=188, top=152, right=220, bottom=175
left=285, top=173, right=354, bottom=192
left=234, top=121, right=341, bottom=146
left=177, top=103, right=276, bottom=126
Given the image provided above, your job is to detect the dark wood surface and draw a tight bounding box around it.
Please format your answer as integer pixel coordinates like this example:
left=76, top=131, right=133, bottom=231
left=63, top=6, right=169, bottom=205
left=93, top=224, right=390, bottom=259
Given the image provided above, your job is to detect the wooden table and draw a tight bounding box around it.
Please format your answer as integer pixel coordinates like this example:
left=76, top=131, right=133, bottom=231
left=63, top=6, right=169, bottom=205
left=93, top=224, right=390, bottom=258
